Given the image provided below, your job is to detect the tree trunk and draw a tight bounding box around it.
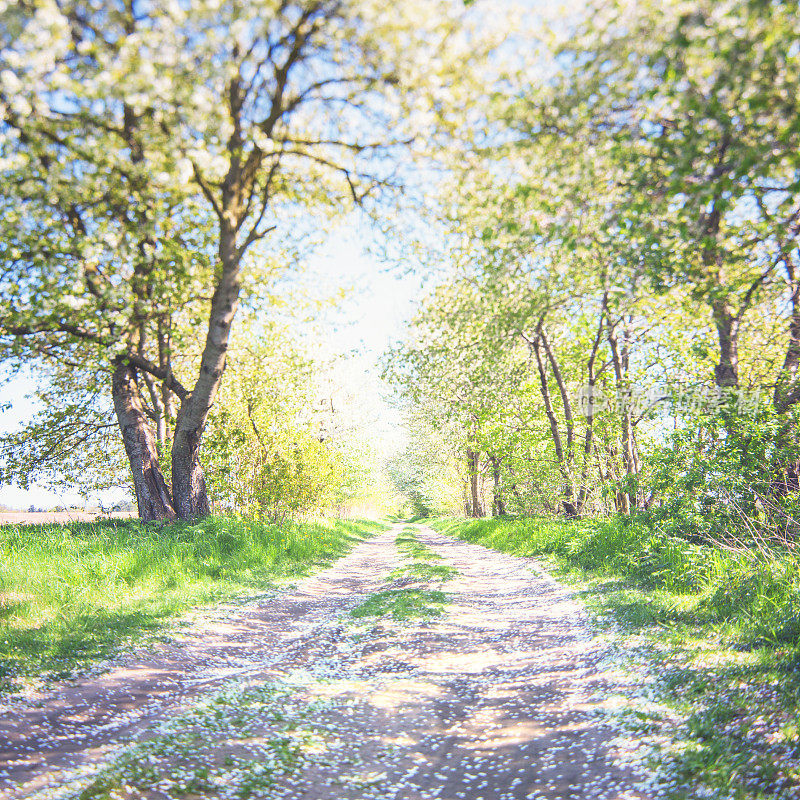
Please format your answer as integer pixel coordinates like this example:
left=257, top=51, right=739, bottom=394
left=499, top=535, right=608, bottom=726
left=574, top=304, right=605, bottom=515
left=607, top=316, right=638, bottom=512
left=140, top=371, right=168, bottom=447
left=774, top=259, right=800, bottom=411
left=112, top=360, right=176, bottom=522
left=711, top=298, right=740, bottom=389
left=699, top=183, right=741, bottom=392
left=490, top=456, right=506, bottom=516
left=171, top=223, right=240, bottom=519
left=466, top=448, right=484, bottom=518
left=529, top=334, right=577, bottom=516
left=171, top=419, right=211, bottom=519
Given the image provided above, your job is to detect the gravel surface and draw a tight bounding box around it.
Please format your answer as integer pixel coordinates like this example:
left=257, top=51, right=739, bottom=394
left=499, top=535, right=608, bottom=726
left=0, top=524, right=653, bottom=800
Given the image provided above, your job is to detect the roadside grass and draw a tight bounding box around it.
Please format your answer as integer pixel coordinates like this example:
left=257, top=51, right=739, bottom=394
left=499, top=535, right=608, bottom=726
left=0, top=516, right=385, bottom=692
left=350, top=526, right=456, bottom=622
left=431, top=515, right=800, bottom=800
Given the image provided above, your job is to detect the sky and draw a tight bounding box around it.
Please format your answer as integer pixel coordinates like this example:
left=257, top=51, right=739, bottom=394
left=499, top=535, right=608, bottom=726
left=0, top=221, right=426, bottom=509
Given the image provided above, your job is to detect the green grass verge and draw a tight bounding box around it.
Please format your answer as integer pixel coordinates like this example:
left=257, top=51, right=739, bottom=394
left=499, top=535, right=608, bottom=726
left=431, top=515, right=800, bottom=799
left=0, top=516, right=385, bottom=692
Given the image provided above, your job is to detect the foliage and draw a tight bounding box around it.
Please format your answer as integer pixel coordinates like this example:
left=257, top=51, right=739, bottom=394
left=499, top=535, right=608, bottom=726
left=202, top=321, right=366, bottom=521
left=646, top=404, right=800, bottom=542
left=388, top=0, right=800, bottom=534
left=0, top=516, right=385, bottom=691
left=386, top=410, right=464, bottom=518
left=0, top=0, right=497, bottom=519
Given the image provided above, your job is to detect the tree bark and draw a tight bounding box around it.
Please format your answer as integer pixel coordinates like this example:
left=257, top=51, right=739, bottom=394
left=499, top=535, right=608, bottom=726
left=171, top=223, right=240, bottom=519
left=774, top=248, right=800, bottom=411
left=540, top=328, right=575, bottom=459
left=490, top=455, right=506, bottom=516
left=574, top=306, right=605, bottom=515
left=607, top=316, right=638, bottom=512
left=112, top=360, right=176, bottom=522
left=711, top=298, right=740, bottom=389
left=466, top=448, right=484, bottom=518
left=529, top=335, right=577, bottom=516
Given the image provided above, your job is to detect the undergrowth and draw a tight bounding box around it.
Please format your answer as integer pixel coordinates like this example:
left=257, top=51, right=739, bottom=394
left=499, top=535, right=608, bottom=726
left=431, top=515, right=800, bottom=800
left=0, top=516, right=385, bottom=691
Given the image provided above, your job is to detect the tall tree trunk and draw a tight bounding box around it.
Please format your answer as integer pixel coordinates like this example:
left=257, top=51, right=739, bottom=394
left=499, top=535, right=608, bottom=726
left=529, top=334, right=577, bottom=516
left=774, top=252, right=800, bottom=411
left=171, top=424, right=211, bottom=520
left=574, top=303, right=605, bottom=515
left=490, top=455, right=506, bottom=516
left=466, top=448, right=484, bottom=518
left=112, top=360, right=176, bottom=522
left=699, top=179, right=740, bottom=391
left=607, top=315, right=638, bottom=512
left=711, top=298, right=740, bottom=389
left=171, top=223, right=240, bottom=519
left=775, top=302, right=800, bottom=411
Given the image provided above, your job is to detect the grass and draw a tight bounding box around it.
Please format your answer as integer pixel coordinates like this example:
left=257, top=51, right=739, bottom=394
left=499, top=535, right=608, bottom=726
left=431, top=515, right=800, bottom=800
left=430, top=516, right=800, bottom=646
left=349, top=588, right=447, bottom=621
left=0, top=515, right=385, bottom=692
left=350, top=525, right=457, bottom=622
left=391, top=526, right=459, bottom=582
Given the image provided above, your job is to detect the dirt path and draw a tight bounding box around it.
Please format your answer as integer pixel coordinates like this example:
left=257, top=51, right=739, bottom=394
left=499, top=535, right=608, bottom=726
left=1, top=525, right=652, bottom=800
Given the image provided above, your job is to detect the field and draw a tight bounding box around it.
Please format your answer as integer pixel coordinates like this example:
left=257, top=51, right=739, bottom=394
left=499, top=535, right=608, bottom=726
left=0, top=515, right=385, bottom=692
left=0, top=511, right=135, bottom=526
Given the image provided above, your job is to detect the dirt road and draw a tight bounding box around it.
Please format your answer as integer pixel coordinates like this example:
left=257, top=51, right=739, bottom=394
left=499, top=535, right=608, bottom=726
left=0, top=525, right=651, bottom=800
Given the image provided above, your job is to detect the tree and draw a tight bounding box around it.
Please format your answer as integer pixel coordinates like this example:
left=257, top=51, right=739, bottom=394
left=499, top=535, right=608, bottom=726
left=544, top=0, right=800, bottom=393
left=0, top=0, right=481, bottom=520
